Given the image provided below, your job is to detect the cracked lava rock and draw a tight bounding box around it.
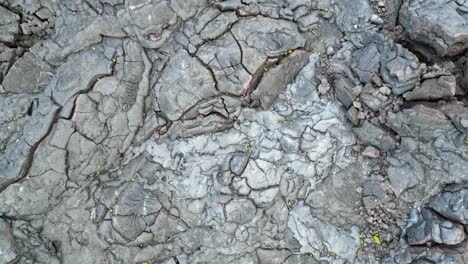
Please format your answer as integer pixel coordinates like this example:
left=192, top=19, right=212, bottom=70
left=0, top=0, right=468, bottom=263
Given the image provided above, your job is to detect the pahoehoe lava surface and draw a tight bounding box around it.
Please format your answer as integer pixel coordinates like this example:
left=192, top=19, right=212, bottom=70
left=1, top=0, right=468, bottom=263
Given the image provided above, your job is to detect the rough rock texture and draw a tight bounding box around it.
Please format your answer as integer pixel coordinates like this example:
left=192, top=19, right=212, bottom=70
left=0, top=0, right=468, bottom=263
left=400, top=0, right=468, bottom=57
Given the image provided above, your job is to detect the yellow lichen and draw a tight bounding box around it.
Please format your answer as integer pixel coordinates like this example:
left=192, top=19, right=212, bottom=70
left=372, top=231, right=381, bottom=245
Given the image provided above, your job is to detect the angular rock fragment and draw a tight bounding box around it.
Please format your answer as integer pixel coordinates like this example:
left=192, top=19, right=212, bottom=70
left=380, top=42, right=423, bottom=95
left=436, top=103, right=468, bottom=133
left=251, top=51, right=309, bottom=109
left=361, top=146, right=380, bottom=158
left=334, top=74, right=356, bottom=108
left=387, top=152, right=424, bottom=197
left=430, top=188, right=468, bottom=225
left=400, top=0, right=468, bottom=56
left=0, top=6, right=19, bottom=43
left=360, top=92, right=390, bottom=111
left=354, top=121, right=397, bottom=151
left=387, top=105, right=455, bottom=141
left=352, top=44, right=381, bottom=83
left=407, top=209, right=466, bottom=246
left=404, top=75, right=456, bottom=101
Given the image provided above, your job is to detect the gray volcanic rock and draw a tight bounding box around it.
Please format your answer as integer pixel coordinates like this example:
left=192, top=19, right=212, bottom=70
left=0, top=219, right=16, bottom=263
left=153, top=50, right=218, bottom=120
left=1, top=0, right=468, bottom=263
left=400, top=0, right=468, bottom=56
left=354, top=121, right=397, bottom=151
left=0, top=6, right=19, bottom=43
left=2, top=52, right=52, bottom=93
left=380, top=40, right=424, bottom=95
left=251, top=51, right=309, bottom=109
left=430, top=188, right=468, bottom=225
left=404, top=75, right=456, bottom=101
left=387, top=105, right=455, bottom=141
left=407, top=208, right=466, bottom=246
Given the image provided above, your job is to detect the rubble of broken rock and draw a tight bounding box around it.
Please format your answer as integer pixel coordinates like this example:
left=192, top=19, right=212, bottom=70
left=0, top=0, right=467, bottom=263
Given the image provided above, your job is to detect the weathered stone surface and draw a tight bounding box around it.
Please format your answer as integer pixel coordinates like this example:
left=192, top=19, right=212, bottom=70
left=0, top=6, right=19, bottom=43
left=225, top=198, right=257, bottom=224
left=380, top=42, right=423, bottom=95
left=400, top=0, right=468, bottom=56
left=231, top=16, right=305, bottom=71
left=354, top=121, right=397, bottom=151
left=2, top=53, right=52, bottom=93
left=430, top=188, right=468, bottom=225
left=289, top=203, right=361, bottom=261
left=352, top=44, right=381, bottom=83
left=334, top=75, right=356, bottom=108
left=0, top=219, right=16, bottom=263
left=197, top=33, right=250, bottom=95
left=1, top=0, right=468, bottom=263
left=153, top=50, right=218, bottom=120
left=361, top=145, right=380, bottom=158
left=360, top=92, right=390, bottom=111
left=388, top=152, right=424, bottom=197
left=404, top=75, right=456, bottom=101
left=251, top=51, right=309, bottom=109
left=387, top=105, right=455, bottom=141
left=407, top=209, right=466, bottom=246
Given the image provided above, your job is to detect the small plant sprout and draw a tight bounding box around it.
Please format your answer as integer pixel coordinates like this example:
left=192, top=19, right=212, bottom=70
left=95, top=170, right=101, bottom=176
left=329, top=251, right=337, bottom=257
left=109, top=208, right=113, bottom=214
left=142, top=262, right=148, bottom=264
left=131, top=177, right=136, bottom=182
left=263, top=67, right=269, bottom=72
left=464, top=137, right=468, bottom=144
left=317, top=51, right=321, bottom=56
left=308, top=253, right=314, bottom=257
left=287, top=49, right=293, bottom=54
left=209, top=224, right=216, bottom=229
left=324, top=7, right=329, bottom=12
left=26, top=175, right=30, bottom=180
left=96, top=77, right=101, bottom=81
left=310, top=49, right=316, bottom=54
left=139, top=243, right=144, bottom=248
left=372, top=231, right=381, bottom=245
left=92, top=47, right=96, bottom=51
left=112, top=58, right=117, bottom=63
